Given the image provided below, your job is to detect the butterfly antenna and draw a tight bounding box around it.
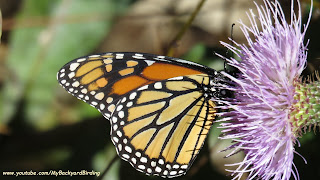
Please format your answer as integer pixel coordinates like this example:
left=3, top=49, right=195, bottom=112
left=224, top=23, right=235, bottom=72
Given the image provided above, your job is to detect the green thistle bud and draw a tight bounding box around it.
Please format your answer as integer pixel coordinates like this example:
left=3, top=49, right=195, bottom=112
left=291, top=73, right=320, bottom=136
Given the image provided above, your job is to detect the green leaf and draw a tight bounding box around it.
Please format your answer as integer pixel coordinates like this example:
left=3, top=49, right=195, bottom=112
left=181, top=43, right=206, bottom=63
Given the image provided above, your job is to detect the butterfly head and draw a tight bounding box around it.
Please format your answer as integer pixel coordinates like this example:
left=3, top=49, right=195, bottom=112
left=207, top=71, right=233, bottom=103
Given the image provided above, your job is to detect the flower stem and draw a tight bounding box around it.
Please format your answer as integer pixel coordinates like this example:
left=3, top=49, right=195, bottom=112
left=166, top=0, right=206, bottom=57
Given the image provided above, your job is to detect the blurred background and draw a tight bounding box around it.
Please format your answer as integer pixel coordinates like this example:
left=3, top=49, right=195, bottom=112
left=0, top=0, right=319, bottom=179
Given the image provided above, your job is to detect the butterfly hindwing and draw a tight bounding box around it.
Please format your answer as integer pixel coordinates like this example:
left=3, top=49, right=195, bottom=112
left=57, top=52, right=219, bottom=178
left=104, top=74, right=216, bottom=177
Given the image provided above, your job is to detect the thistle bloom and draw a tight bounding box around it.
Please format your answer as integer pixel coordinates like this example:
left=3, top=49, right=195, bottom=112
left=215, top=0, right=319, bottom=179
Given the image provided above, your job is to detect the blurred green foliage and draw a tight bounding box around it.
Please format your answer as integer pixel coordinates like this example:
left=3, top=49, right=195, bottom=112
left=1, top=0, right=114, bottom=129
left=0, top=0, right=319, bottom=180
left=0, top=0, right=128, bottom=179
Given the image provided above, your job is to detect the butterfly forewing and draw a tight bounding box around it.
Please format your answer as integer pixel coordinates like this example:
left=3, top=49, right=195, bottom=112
left=57, top=52, right=218, bottom=178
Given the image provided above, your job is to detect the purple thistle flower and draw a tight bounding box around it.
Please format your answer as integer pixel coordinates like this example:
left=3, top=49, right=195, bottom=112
left=215, top=0, right=315, bottom=179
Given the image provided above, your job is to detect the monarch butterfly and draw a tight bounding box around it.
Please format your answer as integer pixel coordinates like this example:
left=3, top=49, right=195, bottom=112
left=57, top=52, right=227, bottom=178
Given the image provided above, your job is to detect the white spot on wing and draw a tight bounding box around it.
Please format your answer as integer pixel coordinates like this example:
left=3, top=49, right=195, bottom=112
left=94, top=92, right=105, bottom=100
left=69, top=63, right=80, bottom=71
left=122, top=154, right=130, bottom=159
left=163, top=170, right=168, bottom=175
left=89, top=55, right=100, bottom=58
left=140, top=157, right=147, bottom=163
left=116, top=105, right=123, bottom=111
left=91, top=101, right=98, bottom=106
left=121, top=97, right=127, bottom=103
left=126, top=102, right=133, bottom=107
left=145, top=60, right=155, bottom=66
left=100, top=104, right=105, bottom=110
left=116, top=130, right=122, bottom=137
left=77, top=58, right=86, bottom=62
left=132, top=158, right=137, bottom=164
left=104, top=113, right=110, bottom=118
left=68, top=72, right=75, bottom=78
left=135, top=152, right=141, bottom=157
left=138, top=85, right=148, bottom=91
left=154, top=82, right=162, bottom=89
left=155, top=167, right=162, bottom=173
left=112, top=116, right=117, bottom=123
left=81, top=88, right=88, bottom=94
left=72, top=81, right=80, bottom=87
left=181, top=165, right=188, bottom=169
left=129, top=92, right=137, bottom=100
left=118, top=144, right=122, bottom=151
left=168, top=76, right=183, bottom=80
left=125, top=146, right=132, bottom=153
left=151, top=161, right=156, bottom=167
left=158, top=159, right=164, bottom=165
left=169, top=171, right=177, bottom=176
left=118, top=111, right=124, bottom=118
left=116, top=53, right=124, bottom=59
left=133, top=55, right=146, bottom=59
left=113, top=136, right=119, bottom=143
